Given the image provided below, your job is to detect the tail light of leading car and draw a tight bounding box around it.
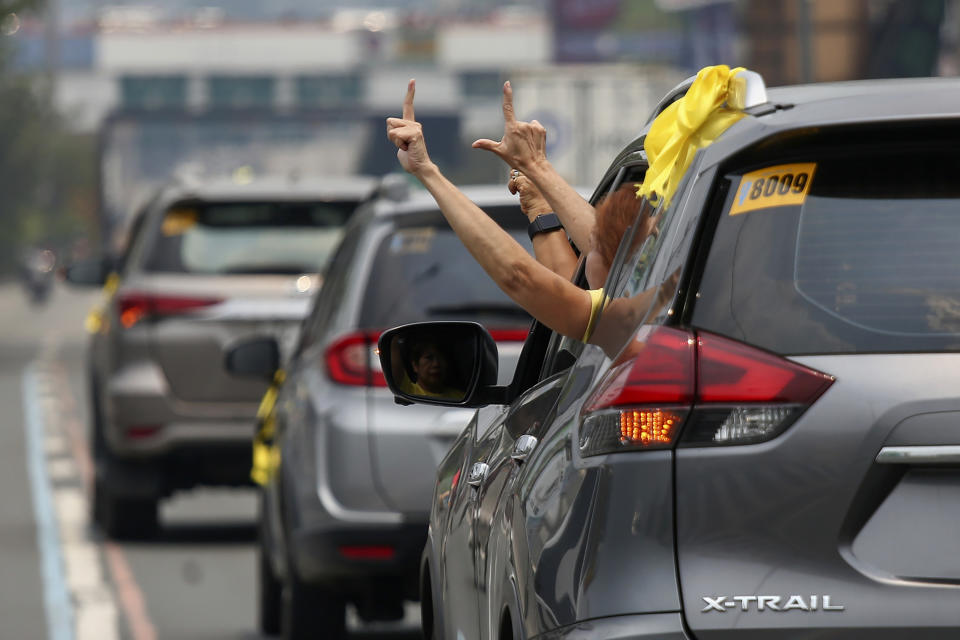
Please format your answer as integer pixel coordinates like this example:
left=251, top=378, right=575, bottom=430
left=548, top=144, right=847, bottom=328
left=325, top=331, right=386, bottom=387
left=578, top=326, right=834, bottom=456
left=117, top=292, right=222, bottom=329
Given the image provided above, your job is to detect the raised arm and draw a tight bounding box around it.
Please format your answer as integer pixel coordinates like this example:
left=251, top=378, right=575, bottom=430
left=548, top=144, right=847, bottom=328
left=386, top=80, right=592, bottom=340
left=510, top=170, right=579, bottom=281
left=473, top=81, right=597, bottom=252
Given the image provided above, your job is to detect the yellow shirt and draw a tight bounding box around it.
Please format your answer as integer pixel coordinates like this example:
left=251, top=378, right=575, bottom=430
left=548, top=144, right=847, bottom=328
left=582, top=288, right=609, bottom=342
left=398, top=375, right=463, bottom=400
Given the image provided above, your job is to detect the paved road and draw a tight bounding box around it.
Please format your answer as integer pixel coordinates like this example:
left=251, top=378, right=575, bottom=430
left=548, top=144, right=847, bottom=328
left=0, top=280, right=420, bottom=640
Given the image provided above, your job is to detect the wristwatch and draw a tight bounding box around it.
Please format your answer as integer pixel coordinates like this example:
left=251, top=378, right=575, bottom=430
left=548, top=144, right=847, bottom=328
left=527, top=213, right=563, bottom=240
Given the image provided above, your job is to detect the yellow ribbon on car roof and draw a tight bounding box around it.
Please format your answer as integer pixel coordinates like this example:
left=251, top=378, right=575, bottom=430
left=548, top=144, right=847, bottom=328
left=637, top=65, right=748, bottom=207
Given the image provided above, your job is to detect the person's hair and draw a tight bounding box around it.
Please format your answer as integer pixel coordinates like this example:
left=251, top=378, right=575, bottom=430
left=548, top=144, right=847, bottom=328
left=592, top=185, right=646, bottom=268
left=408, top=334, right=439, bottom=363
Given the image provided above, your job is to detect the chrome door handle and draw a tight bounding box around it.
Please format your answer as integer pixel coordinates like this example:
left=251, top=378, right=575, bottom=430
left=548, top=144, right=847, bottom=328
left=876, top=445, right=960, bottom=464
left=466, top=462, right=489, bottom=487
left=511, top=435, right=538, bottom=463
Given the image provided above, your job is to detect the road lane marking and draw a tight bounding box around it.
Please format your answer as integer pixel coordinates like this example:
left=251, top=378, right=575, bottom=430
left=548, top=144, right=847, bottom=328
left=22, top=363, right=74, bottom=640
left=24, top=354, right=138, bottom=640
left=49, top=361, right=156, bottom=640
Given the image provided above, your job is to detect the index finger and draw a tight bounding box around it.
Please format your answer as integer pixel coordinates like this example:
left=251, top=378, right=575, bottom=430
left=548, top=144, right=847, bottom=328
left=403, top=79, right=416, bottom=121
left=502, top=80, right=515, bottom=124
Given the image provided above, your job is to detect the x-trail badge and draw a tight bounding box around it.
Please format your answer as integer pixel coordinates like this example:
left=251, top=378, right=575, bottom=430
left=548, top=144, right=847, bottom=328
left=702, top=595, right=845, bottom=612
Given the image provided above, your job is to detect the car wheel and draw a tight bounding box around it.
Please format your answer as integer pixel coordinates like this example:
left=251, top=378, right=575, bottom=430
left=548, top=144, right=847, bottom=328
left=89, top=395, right=159, bottom=541
left=91, top=477, right=159, bottom=540
left=257, top=529, right=282, bottom=635
left=280, top=572, right=345, bottom=640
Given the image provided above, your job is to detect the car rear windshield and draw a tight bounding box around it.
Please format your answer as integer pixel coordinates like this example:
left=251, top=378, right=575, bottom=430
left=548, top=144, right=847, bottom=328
left=360, top=207, right=533, bottom=330
left=692, top=144, right=960, bottom=355
left=143, top=200, right=359, bottom=274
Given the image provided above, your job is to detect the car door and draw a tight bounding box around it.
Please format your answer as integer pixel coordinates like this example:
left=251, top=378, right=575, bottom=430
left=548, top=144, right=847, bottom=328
left=266, top=222, right=366, bottom=571
left=507, top=158, right=697, bottom=637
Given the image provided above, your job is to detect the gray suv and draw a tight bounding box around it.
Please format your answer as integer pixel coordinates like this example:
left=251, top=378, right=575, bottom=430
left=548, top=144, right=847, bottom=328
left=66, top=175, right=377, bottom=539
left=227, top=186, right=535, bottom=639
left=382, top=76, right=960, bottom=639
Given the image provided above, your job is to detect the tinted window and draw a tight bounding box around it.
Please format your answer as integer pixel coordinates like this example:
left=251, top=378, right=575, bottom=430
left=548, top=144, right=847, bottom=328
left=693, top=146, right=960, bottom=354
left=360, top=208, right=532, bottom=330
left=144, top=201, right=359, bottom=275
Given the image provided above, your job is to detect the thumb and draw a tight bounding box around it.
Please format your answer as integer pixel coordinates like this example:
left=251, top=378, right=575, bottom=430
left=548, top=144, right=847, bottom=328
left=471, top=138, right=500, bottom=152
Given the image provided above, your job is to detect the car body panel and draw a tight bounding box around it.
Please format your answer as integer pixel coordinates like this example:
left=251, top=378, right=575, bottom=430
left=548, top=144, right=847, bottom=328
left=675, top=354, right=960, bottom=638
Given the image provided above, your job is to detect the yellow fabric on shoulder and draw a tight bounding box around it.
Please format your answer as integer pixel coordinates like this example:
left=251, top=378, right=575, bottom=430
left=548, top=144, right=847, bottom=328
left=582, top=288, right=609, bottom=342
left=637, top=65, right=748, bottom=207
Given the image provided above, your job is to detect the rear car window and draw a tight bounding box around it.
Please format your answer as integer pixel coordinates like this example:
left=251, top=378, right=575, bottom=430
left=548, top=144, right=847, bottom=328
left=693, top=145, right=960, bottom=355
left=360, top=207, right=533, bottom=330
left=144, top=200, right=359, bottom=274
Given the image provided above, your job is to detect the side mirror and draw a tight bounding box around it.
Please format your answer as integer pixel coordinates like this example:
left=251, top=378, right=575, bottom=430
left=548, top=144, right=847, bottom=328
left=63, top=256, right=113, bottom=287
left=378, top=321, right=502, bottom=407
left=225, top=337, right=280, bottom=380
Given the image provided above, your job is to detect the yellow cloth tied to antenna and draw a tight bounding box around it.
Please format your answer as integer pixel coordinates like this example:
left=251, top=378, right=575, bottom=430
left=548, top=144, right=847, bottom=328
left=637, top=65, right=748, bottom=206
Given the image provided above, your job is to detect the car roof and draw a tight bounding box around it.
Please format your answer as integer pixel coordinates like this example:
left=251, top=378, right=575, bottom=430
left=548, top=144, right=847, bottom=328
left=764, top=77, right=960, bottom=125
left=367, top=184, right=595, bottom=219
left=370, top=185, right=522, bottom=217
left=157, top=175, right=380, bottom=204
left=689, top=76, right=960, bottom=173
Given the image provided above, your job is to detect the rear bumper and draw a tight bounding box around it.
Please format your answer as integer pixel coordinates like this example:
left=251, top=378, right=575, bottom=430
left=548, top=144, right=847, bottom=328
left=103, top=360, right=258, bottom=456
left=290, top=522, right=425, bottom=594
left=98, top=443, right=253, bottom=497
left=535, top=613, right=690, bottom=640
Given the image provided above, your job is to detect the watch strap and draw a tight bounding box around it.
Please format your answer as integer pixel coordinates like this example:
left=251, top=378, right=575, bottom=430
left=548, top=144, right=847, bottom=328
left=527, top=213, right=563, bottom=240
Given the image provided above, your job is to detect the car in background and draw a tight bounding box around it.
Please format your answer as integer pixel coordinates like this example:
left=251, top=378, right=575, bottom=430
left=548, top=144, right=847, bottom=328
left=225, top=186, right=536, bottom=640
left=65, top=174, right=378, bottom=539
left=382, top=75, right=960, bottom=640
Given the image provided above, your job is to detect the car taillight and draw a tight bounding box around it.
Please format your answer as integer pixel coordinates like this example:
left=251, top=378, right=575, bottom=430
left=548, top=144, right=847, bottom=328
left=488, top=328, right=530, bottom=343
left=325, top=331, right=386, bottom=387
left=579, top=326, right=834, bottom=456
left=117, top=292, right=222, bottom=329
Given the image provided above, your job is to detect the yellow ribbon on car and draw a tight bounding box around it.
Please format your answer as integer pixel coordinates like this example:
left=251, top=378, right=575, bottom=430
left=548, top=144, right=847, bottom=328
left=251, top=369, right=286, bottom=486
left=84, top=272, right=120, bottom=334
left=636, top=65, right=748, bottom=207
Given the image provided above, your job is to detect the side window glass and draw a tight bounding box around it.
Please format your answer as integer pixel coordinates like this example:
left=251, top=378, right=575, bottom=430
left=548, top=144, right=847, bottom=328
left=297, top=228, right=363, bottom=353
left=116, top=198, right=159, bottom=275
left=537, top=161, right=648, bottom=380
left=588, top=169, right=690, bottom=361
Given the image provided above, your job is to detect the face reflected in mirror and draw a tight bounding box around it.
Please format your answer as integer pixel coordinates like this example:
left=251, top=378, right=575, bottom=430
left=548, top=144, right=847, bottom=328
left=410, top=342, right=449, bottom=394
left=388, top=329, right=471, bottom=402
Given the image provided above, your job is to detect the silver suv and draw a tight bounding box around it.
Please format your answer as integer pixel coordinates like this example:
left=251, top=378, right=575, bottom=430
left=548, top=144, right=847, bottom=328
left=226, top=186, right=534, bottom=639
left=66, top=175, right=377, bottom=539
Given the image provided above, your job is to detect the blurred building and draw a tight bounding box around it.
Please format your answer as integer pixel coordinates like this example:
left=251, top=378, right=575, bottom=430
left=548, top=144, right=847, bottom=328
left=741, top=0, right=948, bottom=85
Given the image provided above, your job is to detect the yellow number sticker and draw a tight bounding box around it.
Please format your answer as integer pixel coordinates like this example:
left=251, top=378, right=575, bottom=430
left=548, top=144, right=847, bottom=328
left=161, top=208, right=199, bottom=236
left=729, top=163, right=817, bottom=216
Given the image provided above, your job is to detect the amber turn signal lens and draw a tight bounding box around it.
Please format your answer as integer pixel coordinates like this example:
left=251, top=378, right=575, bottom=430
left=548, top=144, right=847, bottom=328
left=619, top=409, right=681, bottom=446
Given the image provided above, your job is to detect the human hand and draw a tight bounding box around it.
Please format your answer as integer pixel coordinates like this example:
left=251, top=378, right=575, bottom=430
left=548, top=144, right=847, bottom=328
left=472, top=81, right=548, bottom=173
left=509, top=170, right=551, bottom=221
left=386, top=79, right=433, bottom=176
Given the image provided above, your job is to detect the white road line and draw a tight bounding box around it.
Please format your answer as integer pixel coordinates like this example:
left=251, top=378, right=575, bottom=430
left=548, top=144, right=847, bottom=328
left=24, top=359, right=122, bottom=640
left=23, top=363, right=74, bottom=640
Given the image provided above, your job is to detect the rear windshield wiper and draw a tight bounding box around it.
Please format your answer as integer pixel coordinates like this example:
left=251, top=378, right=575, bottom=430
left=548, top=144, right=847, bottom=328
left=221, top=264, right=315, bottom=275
